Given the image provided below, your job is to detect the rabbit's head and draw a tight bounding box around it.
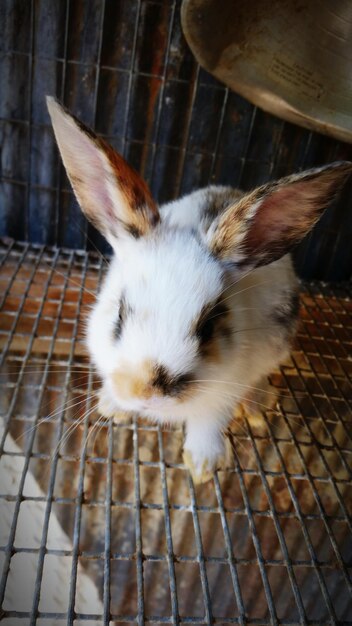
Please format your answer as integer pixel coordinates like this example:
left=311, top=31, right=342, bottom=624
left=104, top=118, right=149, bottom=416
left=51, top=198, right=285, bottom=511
left=47, top=97, right=351, bottom=417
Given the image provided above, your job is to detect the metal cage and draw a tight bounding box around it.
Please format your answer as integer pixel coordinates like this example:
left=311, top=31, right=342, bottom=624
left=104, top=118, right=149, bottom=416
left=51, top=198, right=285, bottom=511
left=0, top=239, right=351, bottom=624
left=1, top=0, right=352, bottom=623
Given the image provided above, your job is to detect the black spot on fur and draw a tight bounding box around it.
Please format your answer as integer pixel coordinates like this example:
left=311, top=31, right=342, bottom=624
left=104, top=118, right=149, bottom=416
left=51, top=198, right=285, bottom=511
left=202, top=188, right=243, bottom=229
left=113, top=297, right=129, bottom=340
left=195, top=299, right=230, bottom=350
left=153, top=365, right=193, bottom=396
left=126, top=223, right=142, bottom=239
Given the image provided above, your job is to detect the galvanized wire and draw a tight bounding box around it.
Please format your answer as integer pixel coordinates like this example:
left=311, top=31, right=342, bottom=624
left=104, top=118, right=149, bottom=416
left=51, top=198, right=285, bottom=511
left=0, top=238, right=351, bottom=624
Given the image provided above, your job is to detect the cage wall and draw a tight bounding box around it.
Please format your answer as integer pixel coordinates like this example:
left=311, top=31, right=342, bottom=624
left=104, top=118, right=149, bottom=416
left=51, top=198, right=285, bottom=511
left=1, top=0, right=352, bottom=280
left=1, top=2, right=352, bottom=623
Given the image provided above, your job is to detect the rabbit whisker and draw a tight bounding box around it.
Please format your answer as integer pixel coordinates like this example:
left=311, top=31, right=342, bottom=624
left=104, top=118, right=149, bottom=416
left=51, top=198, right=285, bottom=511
left=222, top=426, right=251, bottom=457
left=49, top=402, right=98, bottom=463
left=11, top=396, right=92, bottom=445
left=210, top=279, right=275, bottom=314
left=84, top=413, right=109, bottom=453
left=191, top=378, right=296, bottom=399
left=37, top=258, right=98, bottom=298
left=213, top=266, right=256, bottom=302
left=194, top=385, right=281, bottom=415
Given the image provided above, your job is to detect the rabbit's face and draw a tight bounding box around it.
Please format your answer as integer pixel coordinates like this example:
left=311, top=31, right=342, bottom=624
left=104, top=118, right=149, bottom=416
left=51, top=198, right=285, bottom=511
left=87, top=228, right=234, bottom=414
left=47, top=97, right=352, bottom=418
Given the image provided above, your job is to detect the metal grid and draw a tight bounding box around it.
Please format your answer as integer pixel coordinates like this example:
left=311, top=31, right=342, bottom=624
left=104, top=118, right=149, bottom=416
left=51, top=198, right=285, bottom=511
left=0, top=237, right=352, bottom=624
left=1, top=0, right=352, bottom=280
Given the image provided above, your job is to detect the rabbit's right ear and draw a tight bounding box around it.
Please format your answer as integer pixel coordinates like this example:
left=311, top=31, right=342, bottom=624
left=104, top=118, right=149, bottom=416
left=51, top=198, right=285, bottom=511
left=204, top=162, right=352, bottom=270
left=47, top=97, right=159, bottom=247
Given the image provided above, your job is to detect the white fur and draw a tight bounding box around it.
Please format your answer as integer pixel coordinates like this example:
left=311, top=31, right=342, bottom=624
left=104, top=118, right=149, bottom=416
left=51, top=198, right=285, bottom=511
left=88, top=228, right=223, bottom=410
left=87, top=190, right=298, bottom=478
left=47, top=100, right=350, bottom=482
left=160, top=186, right=227, bottom=229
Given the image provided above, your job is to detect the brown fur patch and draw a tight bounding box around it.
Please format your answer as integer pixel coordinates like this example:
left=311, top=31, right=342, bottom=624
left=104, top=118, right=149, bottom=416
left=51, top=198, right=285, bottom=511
left=200, top=318, right=234, bottom=362
left=202, top=187, right=244, bottom=227
left=208, top=185, right=260, bottom=259
left=200, top=336, right=221, bottom=362
left=101, top=139, right=160, bottom=236
left=112, top=360, right=157, bottom=401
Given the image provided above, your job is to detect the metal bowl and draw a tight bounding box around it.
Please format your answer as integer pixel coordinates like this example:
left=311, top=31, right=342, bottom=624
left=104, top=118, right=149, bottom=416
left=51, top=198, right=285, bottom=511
left=181, top=0, right=352, bottom=143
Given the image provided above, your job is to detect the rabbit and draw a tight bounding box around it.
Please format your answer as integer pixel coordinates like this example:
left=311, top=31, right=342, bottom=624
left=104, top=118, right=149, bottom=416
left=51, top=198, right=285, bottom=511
left=47, top=96, right=352, bottom=484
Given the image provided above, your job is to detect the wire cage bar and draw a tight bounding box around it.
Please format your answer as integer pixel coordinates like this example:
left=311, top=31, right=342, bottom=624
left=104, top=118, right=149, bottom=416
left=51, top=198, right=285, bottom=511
left=0, top=237, right=351, bottom=624
left=1, top=0, right=352, bottom=623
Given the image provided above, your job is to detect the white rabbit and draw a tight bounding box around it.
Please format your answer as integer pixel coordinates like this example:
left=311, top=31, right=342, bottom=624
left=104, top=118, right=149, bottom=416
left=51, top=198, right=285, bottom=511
left=47, top=97, right=352, bottom=483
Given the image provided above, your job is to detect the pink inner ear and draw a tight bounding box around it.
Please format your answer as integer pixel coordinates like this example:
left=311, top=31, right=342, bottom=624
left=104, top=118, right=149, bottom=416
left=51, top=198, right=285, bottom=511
left=64, top=130, right=118, bottom=228
left=211, top=162, right=351, bottom=267
left=49, top=100, right=160, bottom=240
left=252, top=188, right=295, bottom=241
left=244, top=182, right=321, bottom=255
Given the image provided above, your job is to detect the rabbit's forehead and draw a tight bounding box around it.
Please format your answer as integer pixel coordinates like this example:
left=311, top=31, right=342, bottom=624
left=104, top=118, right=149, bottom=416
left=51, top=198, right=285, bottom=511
left=122, top=233, right=223, bottom=313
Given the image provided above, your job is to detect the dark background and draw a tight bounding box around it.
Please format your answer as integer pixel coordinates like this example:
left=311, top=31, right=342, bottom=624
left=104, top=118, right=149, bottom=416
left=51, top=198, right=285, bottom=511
left=1, top=0, right=352, bottom=279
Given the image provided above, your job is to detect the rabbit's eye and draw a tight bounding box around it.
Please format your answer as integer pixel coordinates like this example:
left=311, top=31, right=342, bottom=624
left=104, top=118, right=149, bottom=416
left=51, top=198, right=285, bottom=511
left=196, top=313, right=215, bottom=345
left=113, top=309, right=123, bottom=340
left=113, top=298, right=127, bottom=340
left=195, top=301, right=229, bottom=347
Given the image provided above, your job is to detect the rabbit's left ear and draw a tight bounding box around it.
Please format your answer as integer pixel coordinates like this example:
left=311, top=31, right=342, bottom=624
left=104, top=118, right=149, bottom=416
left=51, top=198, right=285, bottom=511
left=46, top=97, right=159, bottom=246
left=204, top=162, right=352, bottom=270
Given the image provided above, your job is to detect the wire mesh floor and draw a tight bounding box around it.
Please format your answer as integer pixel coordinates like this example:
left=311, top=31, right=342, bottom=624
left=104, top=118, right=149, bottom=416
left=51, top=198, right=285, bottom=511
left=0, top=238, right=351, bottom=625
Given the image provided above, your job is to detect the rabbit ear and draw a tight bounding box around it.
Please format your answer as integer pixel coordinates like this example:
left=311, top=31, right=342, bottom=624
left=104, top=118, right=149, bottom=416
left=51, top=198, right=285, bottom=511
left=46, top=97, right=159, bottom=246
left=205, top=162, right=352, bottom=269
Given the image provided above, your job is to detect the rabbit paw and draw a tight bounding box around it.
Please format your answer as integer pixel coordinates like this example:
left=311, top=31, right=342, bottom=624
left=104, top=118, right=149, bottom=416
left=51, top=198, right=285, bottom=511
left=182, top=447, right=227, bottom=484
left=182, top=449, right=215, bottom=484
left=183, top=421, right=226, bottom=484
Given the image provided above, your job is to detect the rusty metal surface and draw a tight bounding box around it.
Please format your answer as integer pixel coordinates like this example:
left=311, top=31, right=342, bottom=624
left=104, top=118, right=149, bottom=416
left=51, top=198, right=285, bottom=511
left=0, top=238, right=352, bottom=623
left=181, top=0, right=352, bottom=143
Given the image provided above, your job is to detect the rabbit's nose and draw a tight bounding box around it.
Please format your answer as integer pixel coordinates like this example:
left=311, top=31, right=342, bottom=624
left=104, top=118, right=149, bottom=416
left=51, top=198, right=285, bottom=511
left=112, top=360, right=158, bottom=401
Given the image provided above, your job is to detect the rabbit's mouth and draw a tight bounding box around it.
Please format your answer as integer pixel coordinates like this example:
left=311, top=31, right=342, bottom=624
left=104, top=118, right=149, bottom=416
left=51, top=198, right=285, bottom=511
left=140, top=396, right=171, bottom=410
left=106, top=391, right=177, bottom=416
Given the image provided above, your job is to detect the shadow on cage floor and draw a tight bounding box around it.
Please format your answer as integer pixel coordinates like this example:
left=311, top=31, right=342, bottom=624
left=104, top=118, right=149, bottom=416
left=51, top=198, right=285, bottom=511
left=0, top=238, right=352, bottom=624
